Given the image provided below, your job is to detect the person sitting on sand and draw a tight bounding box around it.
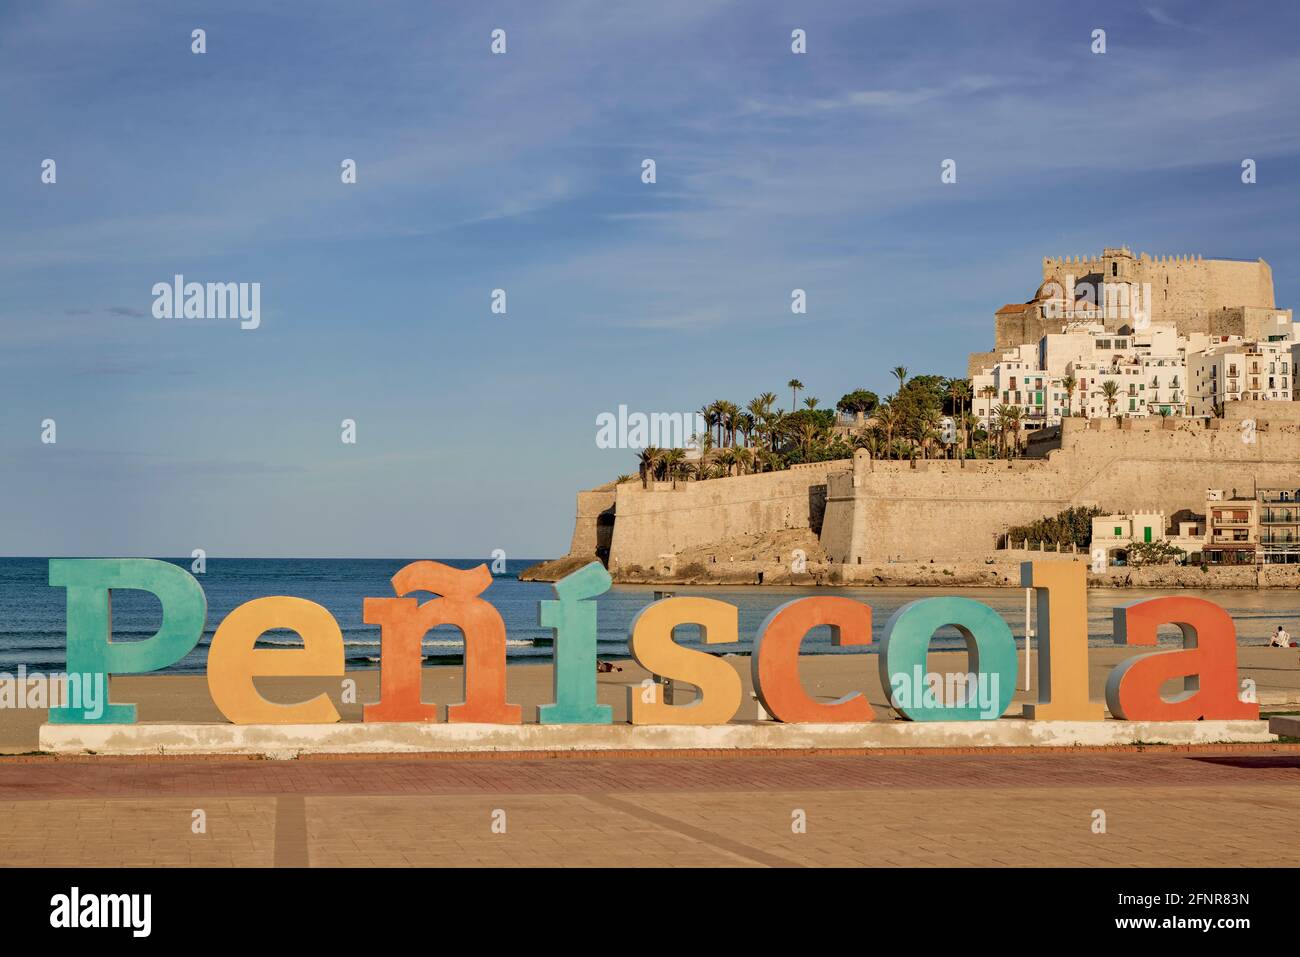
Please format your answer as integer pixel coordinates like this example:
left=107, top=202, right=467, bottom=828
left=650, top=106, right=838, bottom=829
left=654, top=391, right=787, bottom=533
left=1269, top=625, right=1292, bottom=648
left=596, top=660, right=622, bottom=673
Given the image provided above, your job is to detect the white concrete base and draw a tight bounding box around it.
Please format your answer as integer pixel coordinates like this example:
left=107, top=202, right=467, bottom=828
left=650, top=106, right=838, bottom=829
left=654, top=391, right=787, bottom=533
left=39, top=719, right=1277, bottom=759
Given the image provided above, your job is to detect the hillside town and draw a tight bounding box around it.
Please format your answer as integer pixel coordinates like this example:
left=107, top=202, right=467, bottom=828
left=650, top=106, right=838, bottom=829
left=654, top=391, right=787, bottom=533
left=532, top=247, right=1300, bottom=588
left=968, top=246, right=1296, bottom=431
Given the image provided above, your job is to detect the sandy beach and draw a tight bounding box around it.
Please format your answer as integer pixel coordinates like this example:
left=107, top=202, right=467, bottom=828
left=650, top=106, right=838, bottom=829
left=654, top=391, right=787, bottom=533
left=5, top=644, right=1299, bottom=754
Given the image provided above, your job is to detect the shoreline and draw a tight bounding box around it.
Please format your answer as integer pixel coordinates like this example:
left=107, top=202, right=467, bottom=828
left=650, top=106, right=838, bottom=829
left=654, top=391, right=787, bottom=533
left=522, top=555, right=1300, bottom=589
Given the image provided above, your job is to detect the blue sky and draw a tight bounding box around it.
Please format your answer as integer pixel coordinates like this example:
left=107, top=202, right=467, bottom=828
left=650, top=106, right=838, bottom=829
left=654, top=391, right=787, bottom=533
left=3, top=0, right=1300, bottom=558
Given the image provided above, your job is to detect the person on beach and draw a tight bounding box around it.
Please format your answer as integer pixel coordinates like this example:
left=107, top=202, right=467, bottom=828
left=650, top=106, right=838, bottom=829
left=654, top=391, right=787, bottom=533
left=1269, top=625, right=1292, bottom=648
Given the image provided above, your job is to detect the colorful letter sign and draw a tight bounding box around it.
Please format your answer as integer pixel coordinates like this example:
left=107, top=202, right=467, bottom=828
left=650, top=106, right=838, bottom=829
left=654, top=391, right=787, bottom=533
left=752, top=596, right=873, bottom=722
left=627, top=597, right=742, bottom=725
left=49, top=558, right=206, bottom=724
left=878, top=596, right=1016, bottom=721
left=40, top=558, right=1269, bottom=733
left=1020, top=561, right=1105, bottom=721
left=207, top=596, right=344, bottom=724
left=1106, top=596, right=1258, bottom=721
left=366, top=561, right=521, bottom=724
left=538, top=562, right=614, bottom=725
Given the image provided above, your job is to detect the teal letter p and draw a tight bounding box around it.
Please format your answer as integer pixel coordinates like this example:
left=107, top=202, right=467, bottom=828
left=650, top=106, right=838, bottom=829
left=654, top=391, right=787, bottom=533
left=49, top=559, right=207, bottom=724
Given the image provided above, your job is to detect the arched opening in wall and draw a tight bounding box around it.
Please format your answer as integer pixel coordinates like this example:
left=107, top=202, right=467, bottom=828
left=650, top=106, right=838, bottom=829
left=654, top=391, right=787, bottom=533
left=595, top=509, right=615, bottom=556
left=808, top=486, right=827, bottom=535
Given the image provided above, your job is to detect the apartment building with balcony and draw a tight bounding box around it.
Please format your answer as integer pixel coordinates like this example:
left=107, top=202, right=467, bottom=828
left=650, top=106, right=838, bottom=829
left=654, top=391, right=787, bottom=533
left=1189, top=341, right=1293, bottom=417
left=970, top=323, right=1279, bottom=429
left=970, top=344, right=1064, bottom=432
left=1204, top=489, right=1258, bottom=565
left=1258, top=487, right=1300, bottom=565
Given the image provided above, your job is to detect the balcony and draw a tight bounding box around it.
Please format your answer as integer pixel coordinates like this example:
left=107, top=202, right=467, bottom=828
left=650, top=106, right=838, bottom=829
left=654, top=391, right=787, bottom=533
left=1261, top=490, right=1300, bottom=504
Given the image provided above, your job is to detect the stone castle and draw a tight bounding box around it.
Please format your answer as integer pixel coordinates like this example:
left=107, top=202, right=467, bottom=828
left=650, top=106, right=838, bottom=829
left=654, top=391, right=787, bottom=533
left=967, top=247, right=1286, bottom=377
left=538, top=250, right=1300, bottom=579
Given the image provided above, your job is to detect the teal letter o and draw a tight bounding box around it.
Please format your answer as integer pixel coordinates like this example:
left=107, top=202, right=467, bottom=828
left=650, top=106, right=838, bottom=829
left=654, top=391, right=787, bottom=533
left=878, top=597, right=1016, bottom=721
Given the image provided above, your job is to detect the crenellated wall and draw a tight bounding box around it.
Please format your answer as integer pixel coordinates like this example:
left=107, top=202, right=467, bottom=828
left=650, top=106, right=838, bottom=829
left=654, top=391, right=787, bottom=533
left=984, top=249, right=1280, bottom=360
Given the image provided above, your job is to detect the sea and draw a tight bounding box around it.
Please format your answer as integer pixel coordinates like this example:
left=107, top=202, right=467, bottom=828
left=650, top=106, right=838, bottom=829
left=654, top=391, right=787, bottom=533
left=0, top=557, right=1297, bottom=674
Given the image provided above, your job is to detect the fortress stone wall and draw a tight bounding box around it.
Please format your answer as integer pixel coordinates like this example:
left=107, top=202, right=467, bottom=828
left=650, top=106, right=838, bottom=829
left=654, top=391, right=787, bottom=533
left=554, top=411, right=1300, bottom=575
left=566, top=486, right=617, bottom=562
left=824, top=414, right=1300, bottom=562
left=604, top=461, right=843, bottom=572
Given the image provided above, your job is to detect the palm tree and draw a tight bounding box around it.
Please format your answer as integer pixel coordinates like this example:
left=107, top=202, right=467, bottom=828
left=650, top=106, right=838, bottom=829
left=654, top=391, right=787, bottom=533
left=891, top=366, right=909, bottom=393
left=795, top=419, right=822, bottom=458
left=962, top=412, right=979, bottom=459
left=638, top=447, right=663, bottom=488
left=734, top=447, right=754, bottom=475
left=992, top=405, right=1010, bottom=457
left=1061, top=374, right=1077, bottom=418
left=1101, top=380, right=1120, bottom=418
left=660, top=447, right=686, bottom=487
left=701, top=402, right=721, bottom=447
left=787, top=379, right=804, bottom=412
left=723, top=401, right=743, bottom=447
left=918, top=409, right=943, bottom=460
left=948, top=379, right=971, bottom=456
left=875, top=403, right=899, bottom=460
left=978, top=385, right=997, bottom=434
left=952, top=376, right=969, bottom=415
left=738, top=412, right=756, bottom=447
left=758, top=391, right=779, bottom=444
left=803, top=396, right=819, bottom=410
left=716, top=447, right=739, bottom=476
left=746, top=398, right=768, bottom=447
left=1004, top=406, right=1023, bottom=457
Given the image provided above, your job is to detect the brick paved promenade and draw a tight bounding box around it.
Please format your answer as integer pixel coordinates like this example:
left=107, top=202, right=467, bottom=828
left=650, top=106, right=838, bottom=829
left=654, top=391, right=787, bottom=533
left=1, top=746, right=1298, bottom=867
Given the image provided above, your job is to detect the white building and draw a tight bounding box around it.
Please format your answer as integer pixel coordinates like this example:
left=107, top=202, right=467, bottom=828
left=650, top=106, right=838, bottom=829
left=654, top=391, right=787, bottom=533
left=1091, top=510, right=1205, bottom=565
left=1188, top=340, right=1293, bottom=417
left=973, top=321, right=1296, bottom=429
